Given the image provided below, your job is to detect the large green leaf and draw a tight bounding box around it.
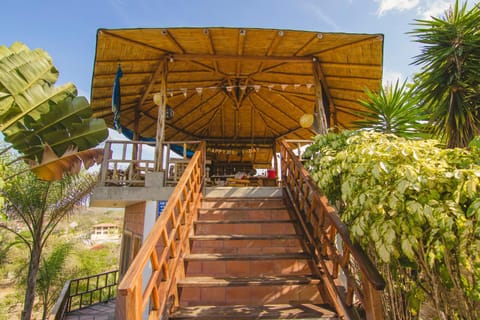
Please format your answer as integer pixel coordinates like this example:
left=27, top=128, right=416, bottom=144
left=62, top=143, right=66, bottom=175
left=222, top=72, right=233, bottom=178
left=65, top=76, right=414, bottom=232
left=0, top=42, right=108, bottom=177
left=0, top=42, right=63, bottom=130
left=42, top=118, right=108, bottom=158
left=4, top=96, right=106, bottom=161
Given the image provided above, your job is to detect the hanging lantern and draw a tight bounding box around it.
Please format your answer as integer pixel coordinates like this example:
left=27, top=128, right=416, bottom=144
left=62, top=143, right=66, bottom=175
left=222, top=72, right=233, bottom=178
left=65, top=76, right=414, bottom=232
left=166, top=105, right=174, bottom=121
left=153, top=92, right=162, bottom=105
left=299, top=113, right=314, bottom=128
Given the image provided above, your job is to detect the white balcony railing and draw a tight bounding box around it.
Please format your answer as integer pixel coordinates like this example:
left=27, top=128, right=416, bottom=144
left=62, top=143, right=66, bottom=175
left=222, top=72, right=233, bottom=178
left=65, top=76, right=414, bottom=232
left=98, top=140, right=202, bottom=187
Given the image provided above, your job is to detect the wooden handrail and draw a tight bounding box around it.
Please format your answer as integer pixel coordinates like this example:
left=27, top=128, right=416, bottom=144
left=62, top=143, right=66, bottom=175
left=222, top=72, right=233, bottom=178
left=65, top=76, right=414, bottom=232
left=117, top=141, right=206, bottom=319
left=279, top=139, right=385, bottom=320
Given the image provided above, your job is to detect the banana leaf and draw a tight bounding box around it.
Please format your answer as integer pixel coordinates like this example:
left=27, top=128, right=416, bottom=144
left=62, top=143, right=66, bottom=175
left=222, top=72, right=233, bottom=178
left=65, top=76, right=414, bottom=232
left=0, top=42, right=108, bottom=179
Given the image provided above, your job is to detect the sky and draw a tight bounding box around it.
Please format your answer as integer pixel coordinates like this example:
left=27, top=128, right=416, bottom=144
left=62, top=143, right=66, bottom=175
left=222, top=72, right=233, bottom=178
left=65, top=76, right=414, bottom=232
left=0, top=0, right=461, bottom=100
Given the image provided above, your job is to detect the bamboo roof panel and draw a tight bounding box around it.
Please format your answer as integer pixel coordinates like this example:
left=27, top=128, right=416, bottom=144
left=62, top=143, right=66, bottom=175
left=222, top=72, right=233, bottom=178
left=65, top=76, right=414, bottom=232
left=90, top=27, right=384, bottom=166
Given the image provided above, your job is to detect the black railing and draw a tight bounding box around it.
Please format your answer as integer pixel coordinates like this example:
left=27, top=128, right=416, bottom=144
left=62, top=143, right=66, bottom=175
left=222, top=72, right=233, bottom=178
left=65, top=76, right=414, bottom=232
left=50, top=270, right=118, bottom=320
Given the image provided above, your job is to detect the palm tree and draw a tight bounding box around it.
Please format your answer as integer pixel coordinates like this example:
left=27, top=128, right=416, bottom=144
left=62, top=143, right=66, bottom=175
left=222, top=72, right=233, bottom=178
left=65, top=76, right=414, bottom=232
left=36, top=243, right=73, bottom=320
left=353, top=80, right=427, bottom=138
left=0, top=41, right=109, bottom=320
left=0, top=162, right=97, bottom=320
left=410, top=1, right=480, bottom=148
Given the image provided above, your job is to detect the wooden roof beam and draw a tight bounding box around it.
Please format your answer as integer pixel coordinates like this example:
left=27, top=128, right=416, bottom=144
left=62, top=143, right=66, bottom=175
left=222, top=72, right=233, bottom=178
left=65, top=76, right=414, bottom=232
left=189, top=60, right=228, bottom=77
left=94, top=69, right=212, bottom=78
left=309, top=35, right=382, bottom=56
left=203, top=28, right=219, bottom=73
left=275, top=91, right=312, bottom=114
left=192, top=107, right=222, bottom=136
left=171, top=89, right=223, bottom=124
left=251, top=93, right=300, bottom=126
left=203, top=137, right=275, bottom=144
left=171, top=53, right=312, bottom=63
left=236, top=29, right=247, bottom=76
left=135, top=58, right=169, bottom=116
left=182, top=96, right=227, bottom=133
left=161, top=29, right=186, bottom=54
left=247, top=96, right=288, bottom=134
left=255, top=30, right=285, bottom=75
left=100, top=30, right=169, bottom=54
left=294, top=33, right=322, bottom=56
left=266, top=88, right=315, bottom=102
left=313, top=58, right=337, bottom=128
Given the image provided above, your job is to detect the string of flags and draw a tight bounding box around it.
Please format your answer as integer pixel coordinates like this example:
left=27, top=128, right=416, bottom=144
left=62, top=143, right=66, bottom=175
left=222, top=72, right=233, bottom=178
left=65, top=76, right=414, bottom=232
left=165, top=82, right=314, bottom=97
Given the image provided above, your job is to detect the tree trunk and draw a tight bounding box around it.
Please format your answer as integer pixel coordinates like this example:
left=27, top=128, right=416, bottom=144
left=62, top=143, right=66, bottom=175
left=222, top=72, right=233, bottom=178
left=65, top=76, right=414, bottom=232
left=21, top=230, right=43, bottom=320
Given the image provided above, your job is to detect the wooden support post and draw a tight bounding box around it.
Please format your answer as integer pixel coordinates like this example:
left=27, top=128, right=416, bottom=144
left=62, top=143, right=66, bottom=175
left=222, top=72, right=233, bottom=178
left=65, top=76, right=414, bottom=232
left=273, top=142, right=278, bottom=181
left=313, top=60, right=329, bottom=135
left=154, top=59, right=168, bottom=172
left=361, top=276, right=384, bottom=320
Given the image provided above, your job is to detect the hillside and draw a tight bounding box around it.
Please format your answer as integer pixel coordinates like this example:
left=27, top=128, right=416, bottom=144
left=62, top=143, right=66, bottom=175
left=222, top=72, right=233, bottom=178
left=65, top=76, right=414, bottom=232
left=0, top=206, right=124, bottom=319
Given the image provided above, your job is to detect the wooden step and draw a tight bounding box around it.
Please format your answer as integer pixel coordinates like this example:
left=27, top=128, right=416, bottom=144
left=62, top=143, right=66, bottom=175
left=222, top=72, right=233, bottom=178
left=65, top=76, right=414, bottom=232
left=198, top=208, right=292, bottom=221
left=190, top=234, right=304, bottom=254
left=195, top=219, right=295, bottom=224
left=178, top=275, right=321, bottom=287
left=194, top=220, right=298, bottom=235
left=170, top=304, right=338, bottom=319
left=202, top=197, right=284, bottom=209
left=199, top=207, right=287, bottom=211
left=190, top=234, right=302, bottom=240
left=185, top=252, right=310, bottom=262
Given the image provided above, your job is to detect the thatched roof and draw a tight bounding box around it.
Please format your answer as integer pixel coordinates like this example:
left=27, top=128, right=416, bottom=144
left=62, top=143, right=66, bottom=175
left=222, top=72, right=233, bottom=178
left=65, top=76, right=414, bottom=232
left=90, top=27, right=383, bottom=167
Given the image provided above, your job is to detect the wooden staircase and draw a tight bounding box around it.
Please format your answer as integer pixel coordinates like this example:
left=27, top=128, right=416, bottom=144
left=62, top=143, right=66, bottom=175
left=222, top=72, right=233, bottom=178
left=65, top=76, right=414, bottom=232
left=115, top=141, right=385, bottom=320
left=170, top=196, right=339, bottom=319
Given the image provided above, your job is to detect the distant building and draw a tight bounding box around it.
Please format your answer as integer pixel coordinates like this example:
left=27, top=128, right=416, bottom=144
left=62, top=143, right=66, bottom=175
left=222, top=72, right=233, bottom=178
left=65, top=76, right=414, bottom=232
left=90, top=223, right=120, bottom=243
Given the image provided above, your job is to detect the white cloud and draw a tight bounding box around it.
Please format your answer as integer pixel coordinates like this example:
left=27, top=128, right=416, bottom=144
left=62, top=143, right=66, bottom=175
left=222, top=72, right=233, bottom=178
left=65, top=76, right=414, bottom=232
left=417, top=0, right=451, bottom=19
left=375, top=0, right=420, bottom=16
left=374, top=0, right=453, bottom=19
left=382, top=69, right=405, bottom=87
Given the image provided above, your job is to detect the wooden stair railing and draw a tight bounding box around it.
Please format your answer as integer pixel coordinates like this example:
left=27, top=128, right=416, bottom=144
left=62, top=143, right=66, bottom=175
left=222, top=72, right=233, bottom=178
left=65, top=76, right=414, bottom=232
left=279, top=139, right=386, bottom=320
left=116, top=142, right=206, bottom=320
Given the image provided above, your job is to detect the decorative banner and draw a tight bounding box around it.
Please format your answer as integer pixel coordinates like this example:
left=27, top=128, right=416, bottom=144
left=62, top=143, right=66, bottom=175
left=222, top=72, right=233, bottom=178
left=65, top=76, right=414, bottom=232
left=165, top=82, right=316, bottom=97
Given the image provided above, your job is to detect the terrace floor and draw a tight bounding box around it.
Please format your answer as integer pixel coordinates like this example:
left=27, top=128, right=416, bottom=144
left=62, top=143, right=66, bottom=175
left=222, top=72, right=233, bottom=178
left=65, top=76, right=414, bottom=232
left=65, top=300, right=115, bottom=320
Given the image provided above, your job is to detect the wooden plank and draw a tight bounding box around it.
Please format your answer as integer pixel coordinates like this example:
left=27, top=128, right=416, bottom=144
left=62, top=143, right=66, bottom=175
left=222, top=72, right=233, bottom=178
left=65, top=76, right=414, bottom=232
left=190, top=234, right=302, bottom=240
left=170, top=304, right=337, bottom=319
left=193, top=219, right=295, bottom=224
left=171, top=52, right=312, bottom=63
left=177, top=275, right=321, bottom=287
left=184, top=252, right=310, bottom=261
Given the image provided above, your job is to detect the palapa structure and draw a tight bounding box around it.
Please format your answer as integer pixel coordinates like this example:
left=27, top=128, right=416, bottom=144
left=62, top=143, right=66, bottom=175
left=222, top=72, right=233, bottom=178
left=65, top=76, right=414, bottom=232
left=90, top=27, right=383, bottom=169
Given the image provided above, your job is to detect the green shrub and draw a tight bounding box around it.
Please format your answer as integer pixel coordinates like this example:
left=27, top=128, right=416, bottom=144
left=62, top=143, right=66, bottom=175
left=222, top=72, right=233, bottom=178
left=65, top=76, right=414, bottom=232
left=304, top=131, right=480, bottom=319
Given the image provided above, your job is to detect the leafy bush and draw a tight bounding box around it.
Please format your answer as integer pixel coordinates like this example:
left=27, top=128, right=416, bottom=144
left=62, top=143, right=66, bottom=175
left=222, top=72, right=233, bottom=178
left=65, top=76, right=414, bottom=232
left=304, top=131, right=480, bottom=319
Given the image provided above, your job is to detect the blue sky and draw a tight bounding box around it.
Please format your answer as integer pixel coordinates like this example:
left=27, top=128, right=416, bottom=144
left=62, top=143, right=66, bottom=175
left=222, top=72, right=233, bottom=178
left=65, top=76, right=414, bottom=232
left=1, top=0, right=458, bottom=99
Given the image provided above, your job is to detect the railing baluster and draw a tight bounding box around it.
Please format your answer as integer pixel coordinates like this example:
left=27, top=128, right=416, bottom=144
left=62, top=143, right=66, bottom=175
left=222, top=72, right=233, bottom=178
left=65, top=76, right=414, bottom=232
left=280, top=139, right=385, bottom=320
left=50, top=270, right=119, bottom=319
left=116, top=142, right=205, bottom=320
